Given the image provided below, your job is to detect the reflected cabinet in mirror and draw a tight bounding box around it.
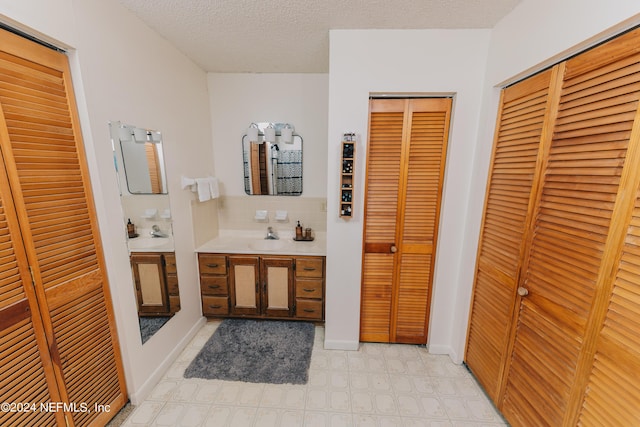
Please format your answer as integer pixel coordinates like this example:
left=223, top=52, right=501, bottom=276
left=242, top=122, right=302, bottom=195
left=109, top=121, right=180, bottom=345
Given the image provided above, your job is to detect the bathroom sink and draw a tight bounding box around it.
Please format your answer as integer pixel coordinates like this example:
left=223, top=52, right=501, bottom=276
left=248, top=239, right=285, bottom=251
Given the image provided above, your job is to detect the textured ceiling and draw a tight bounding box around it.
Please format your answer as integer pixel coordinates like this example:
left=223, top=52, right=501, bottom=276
left=118, top=0, right=521, bottom=73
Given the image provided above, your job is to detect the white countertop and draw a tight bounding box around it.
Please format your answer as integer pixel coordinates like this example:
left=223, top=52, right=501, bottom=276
left=196, top=230, right=326, bottom=256
left=128, top=235, right=175, bottom=253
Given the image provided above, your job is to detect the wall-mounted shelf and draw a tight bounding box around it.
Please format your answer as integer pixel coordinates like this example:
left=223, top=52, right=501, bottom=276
left=340, top=133, right=356, bottom=218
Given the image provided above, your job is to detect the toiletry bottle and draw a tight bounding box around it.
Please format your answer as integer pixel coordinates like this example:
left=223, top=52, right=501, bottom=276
left=295, top=220, right=303, bottom=240
left=127, top=218, right=135, bottom=238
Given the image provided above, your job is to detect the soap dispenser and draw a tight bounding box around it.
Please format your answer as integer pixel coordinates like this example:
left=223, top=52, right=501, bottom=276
left=127, top=218, right=136, bottom=238
left=295, top=220, right=303, bottom=240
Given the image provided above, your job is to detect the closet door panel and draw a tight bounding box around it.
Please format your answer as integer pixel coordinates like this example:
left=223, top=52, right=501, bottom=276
left=465, top=69, right=556, bottom=402
left=578, top=193, right=640, bottom=425
left=502, top=37, right=640, bottom=426
left=0, top=29, right=126, bottom=426
left=361, top=100, right=404, bottom=342
left=0, top=169, right=64, bottom=426
left=394, top=99, right=451, bottom=343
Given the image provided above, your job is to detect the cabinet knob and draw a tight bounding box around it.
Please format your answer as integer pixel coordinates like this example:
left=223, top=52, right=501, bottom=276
left=390, top=245, right=397, bottom=253
left=517, top=287, right=529, bottom=297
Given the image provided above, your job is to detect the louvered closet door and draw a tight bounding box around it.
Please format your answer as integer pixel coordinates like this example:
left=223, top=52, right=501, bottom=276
left=577, top=189, right=640, bottom=425
left=0, top=152, right=65, bottom=426
left=0, top=29, right=126, bottom=426
left=361, top=98, right=451, bottom=344
left=360, top=99, right=404, bottom=343
left=394, top=98, right=451, bottom=343
left=501, top=29, right=640, bottom=426
left=464, top=67, right=559, bottom=402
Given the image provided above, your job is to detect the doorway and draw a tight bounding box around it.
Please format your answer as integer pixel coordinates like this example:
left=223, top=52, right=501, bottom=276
left=360, top=97, right=452, bottom=344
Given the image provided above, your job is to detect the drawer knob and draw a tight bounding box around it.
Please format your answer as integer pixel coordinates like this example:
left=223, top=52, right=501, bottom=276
left=303, top=267, right=316, bottom=271
left=303, top=288, right=315, bottom=292
left=303, top=309, right=315, bottom=313
left=209, top=305, right=222, bottom=309
left=208, top=285, right=221, bottom=289
left=206, top=263, right=219, bottom=268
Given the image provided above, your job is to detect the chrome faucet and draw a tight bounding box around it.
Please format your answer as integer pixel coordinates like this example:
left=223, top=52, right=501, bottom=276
left=150, top=224, right=168, bottom=238
left=265, top=226, right=279, bottom=240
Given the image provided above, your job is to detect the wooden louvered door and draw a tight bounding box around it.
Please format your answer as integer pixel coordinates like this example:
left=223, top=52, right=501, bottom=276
left=500, top=28, right=640, bottom=426
left=576, top=188, right=640, bottom=425
left=361, top=98, right=451, bottom=344
left=464, top=66, right=561, bottom=402
left=0, top=28, right=126, bottom=426
left=0, top=144, right=66, bottom=427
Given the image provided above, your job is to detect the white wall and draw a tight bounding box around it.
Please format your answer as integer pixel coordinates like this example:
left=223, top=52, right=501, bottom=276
left=0, top=0, right=214, bottom=403
left=325, top=30, right=491, bottom=358
left=208, top=73, right=328, bottom=198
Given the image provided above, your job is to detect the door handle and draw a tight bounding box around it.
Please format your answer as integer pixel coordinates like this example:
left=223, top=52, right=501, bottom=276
left=390, top=245, right=397, bottom=253
left=517, top=287, right=529, bottom=297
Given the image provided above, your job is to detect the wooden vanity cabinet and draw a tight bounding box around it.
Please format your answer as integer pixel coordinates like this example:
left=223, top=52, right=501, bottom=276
left=294, top=257, right=325, bottom=320
left=131, top=252, right=180, bottom=316
left=164, top=253, right=181, bottom=314
left=198, top=253, right=325, bottom=321
left=199, top=254, right=230, bottom=316
left=262, top=256, right=295, bottom=318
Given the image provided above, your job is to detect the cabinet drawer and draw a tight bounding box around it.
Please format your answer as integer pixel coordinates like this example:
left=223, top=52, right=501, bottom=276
left=200, top=276, right=228, bottom=296
left=296, top=258, right=324, bottom=278
left=202, top=296, right=229, bottom=315
left=199, top=254, right=227, bottom=275
left=296, top=299, right=323, bottom=320
left=167, top=275, right=179, bottom=295
left=295, top=278, right=323, bottom=299
left=164, top=253, right=177, bottom=274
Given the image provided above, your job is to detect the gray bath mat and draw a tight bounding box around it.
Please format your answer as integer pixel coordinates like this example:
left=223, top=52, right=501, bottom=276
left=184, top=319, right=315, bottom=384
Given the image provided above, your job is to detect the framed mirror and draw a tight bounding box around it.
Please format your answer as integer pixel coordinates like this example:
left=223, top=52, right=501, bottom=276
left=109, top=121, right=180, bottom=345
left=242, top=122, right=302, bottom=195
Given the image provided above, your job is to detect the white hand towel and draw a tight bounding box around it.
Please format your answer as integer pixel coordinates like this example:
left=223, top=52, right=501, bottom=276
left=196, top=178, right=211, bottom=202
left=208, top=176, right=220, bottom=199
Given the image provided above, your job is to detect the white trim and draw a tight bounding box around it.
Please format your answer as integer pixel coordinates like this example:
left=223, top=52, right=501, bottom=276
left=128, top=317, right=206, bottom=405
left=324, top=339, right=360, bottom=351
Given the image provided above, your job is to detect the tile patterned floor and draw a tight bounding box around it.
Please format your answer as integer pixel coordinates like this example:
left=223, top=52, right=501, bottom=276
left=120, top=321, right=508, bottom=426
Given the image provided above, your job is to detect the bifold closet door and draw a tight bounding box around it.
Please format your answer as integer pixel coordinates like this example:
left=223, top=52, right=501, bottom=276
left=466, top=27, right=640, bottom=426
left=0, top=28, right=126, bottom=426
left=361, top=98, right=451, bottom=344
left=464, top=66, right=560, bottom=402
left=0, top=155, right=66, bottom=427
left=500, top=29, right=640, bottom=426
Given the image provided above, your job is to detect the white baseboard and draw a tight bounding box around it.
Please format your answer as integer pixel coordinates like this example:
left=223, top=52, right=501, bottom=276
left=427, top=344, right=463, bottom=364
left=324, top=339, right=360, bottom=351
left=129, top=316, right=206, bottom=405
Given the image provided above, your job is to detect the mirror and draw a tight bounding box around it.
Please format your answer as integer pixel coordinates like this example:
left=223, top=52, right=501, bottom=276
left=242, top=122, right=302, bottom=195
left=118, top=124, right=168, bottom=194
left=109, top=121, right=180, bottom=345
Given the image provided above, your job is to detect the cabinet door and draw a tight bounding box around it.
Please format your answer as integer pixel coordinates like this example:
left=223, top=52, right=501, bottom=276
left=130, top=253, right=169, bottom=315
left=229, top=256, right=260, bottom=315
left=262, top=257, right=294, bottom=318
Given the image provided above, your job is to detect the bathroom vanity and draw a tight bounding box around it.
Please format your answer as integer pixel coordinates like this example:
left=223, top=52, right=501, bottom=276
left=197, top=231, right=326, bottom=321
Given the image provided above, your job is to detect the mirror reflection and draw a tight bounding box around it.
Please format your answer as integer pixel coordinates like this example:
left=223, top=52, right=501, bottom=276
left=242, top=123, right=302, bottom=195
left=118, top=124, right=168, bottom=194
left=109, top=121, right=180, bottom=345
